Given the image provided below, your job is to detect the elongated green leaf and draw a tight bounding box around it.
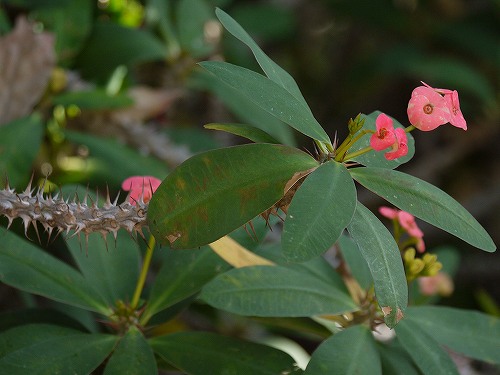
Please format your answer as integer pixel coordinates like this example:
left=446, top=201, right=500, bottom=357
left=347, top=111, right=415, bottom=169
left=150, top=331, right=298, bottom=375
left=66, top=231, right=140, bottom=307
left=199, top=61, right=330, bottom=143
left=337, top=233, right=373, bottom=290
left=0, top=324, right=81, bottom=358
left=53, top=90, right=133, bottom=110
left=396, top=319, right=459, bottom=375
left=0, top=325, right=118, bottom=374
left=283, top=161, right=357, bottom=262
left=64, top=130, right=166, bottom=186
left=350, top=167, right=496, bottom=252
left=148, top=143, right=319, bottom=248
left=32, top=0, right=92, bottom=67
left=176, top=0, right=214, bottom=57
left=0, top=115, right=43, bottom=188
left=406, top=306, right=500, bottom=364
left=104, top=326, right=156, bottom=375
left=347, top=203, right=407, bottom=328
left=377, top=341, right=420, bottom=375
left=141, top=247, right=231, bottom=324
left=204, top=123, right=279, bottom=143
left=193, top=69, right=295, bottom=145
left=76, top=22, right=167, bottom=81
left=0, top=228, right=108, bottom=314
left=305, top=325, right=381, bottom=374
left=0, top=309, right=87, bottom=333
left=200, top=265, right=356, bottom=317
left=215, top=8, right=310, bottom=110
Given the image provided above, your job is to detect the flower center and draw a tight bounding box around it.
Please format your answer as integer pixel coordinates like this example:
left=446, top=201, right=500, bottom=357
left=423, top=104, right=433, bottom=114
left=378, top=128, right=388, bottom=139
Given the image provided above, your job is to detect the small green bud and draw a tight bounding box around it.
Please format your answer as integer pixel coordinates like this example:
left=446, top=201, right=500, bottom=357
left=348, top=113, right=365, bottom=134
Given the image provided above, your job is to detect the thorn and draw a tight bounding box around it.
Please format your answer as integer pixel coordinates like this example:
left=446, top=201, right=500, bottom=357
left=112, top=190, right=120, bottom=206
left=101, top=232, right=109, bottom=252
left=23, top=172, right=35, bottom=195
left=32, top=221, right=42, bottom=244
left=105, top=185, right=112, bottom=208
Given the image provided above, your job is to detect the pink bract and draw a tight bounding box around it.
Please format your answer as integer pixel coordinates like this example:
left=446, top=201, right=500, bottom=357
left=397, top=211, right=424, bottom=238
left=407, top=86, right=451, bottom=131
left=379, top=206, right=398, bottom=219
left=370, top=113, right=396, bottom=151
left=443, top=90, right=467, bottom=130
left=122, top=176, right=162, bottom=205
left=384, top=127, right=408, bottom=160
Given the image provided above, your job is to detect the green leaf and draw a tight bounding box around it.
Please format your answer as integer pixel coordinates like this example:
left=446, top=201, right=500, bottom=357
left=347, top=111, right=415, bottom=169
left=204, top=123, right=279, bottom=144
left=141, top=247, right=231, bottom=324
left=64, top=130, right=166, bottom=186
left=337, top=233, right=373, bottom=290
left=304, top=325, right=381, bottom=374
left=347, top=203, right=407, bottom=328
left=0, top=324, right=118, bottom=374
left=215, top=8, right=310, bottom=110
left=0, top=324, right=82, bottom=357
left=200, top=265, right=356, bottom=317
left=32, top=0, right=92, bottom=67
left=76, top=22, right=167, bottom=82
left=0, top=309, right=87, bottom=333
left=176, top=0, right=214, bottom=57
left=104, top=326, right=156, bottom=375
left=406, top=306, right=500, bottom=364
left=282, top=161, right=357, bottom=262
left=193, top=69, right=295, bottom=145
left=0, top=115, right=43, bottom=188
left=350, top=167, right=496, bottom=252
left=0, top=227, right=108, bottom=314
left=53, top=90, right=133, bottom=110
left=66, top=231, right=141, bottom=307
left=199, top=61, right=330, bottom=144
left=396, top=319, right=459, bottom=375
left=377, top=340, right=420, bottom=375
left=150, top=331, right=298, bottom=375
left=148, top=143, right=319, bottom=248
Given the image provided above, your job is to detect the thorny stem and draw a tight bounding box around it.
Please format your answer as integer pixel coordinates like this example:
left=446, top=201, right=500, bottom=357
left=131, top=235, right=156, bottom=310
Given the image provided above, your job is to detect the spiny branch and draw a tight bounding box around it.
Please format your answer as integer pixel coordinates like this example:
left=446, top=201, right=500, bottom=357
left=0, top=179, right=149, bottom=244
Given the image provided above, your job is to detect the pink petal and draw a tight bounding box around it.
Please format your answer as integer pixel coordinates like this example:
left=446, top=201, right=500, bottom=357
left=397, top=211, right=424, bottom=238
left=379, top=206, right=398, bottom=219
left=444, top=91, right=467, bottom=130
left=384, top=128, right=408, bottom=160
left=370, top=113, right=396, bottom=151
left=121, top=176, right=162, bottom=205
left=416, top=237, right=426, bottom=253
left=407, top=88, right=451, bottom=131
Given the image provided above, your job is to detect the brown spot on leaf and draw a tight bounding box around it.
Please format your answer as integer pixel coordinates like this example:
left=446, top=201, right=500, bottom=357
left=396, top=308, right=404, bottom=323
left=166, top=232, right=181, bottom=244
left=175, top=177, right=186, bottom=190
left=381, top=306, right=392, bottom=317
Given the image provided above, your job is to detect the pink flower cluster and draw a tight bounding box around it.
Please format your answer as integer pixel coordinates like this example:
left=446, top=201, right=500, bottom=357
left=379, top=206, right=425, bottom=252
left=369, top=113, right=408, bottom=160
left=407, top=82, right=467, bottom=131
left=122, top=176, right=162, bottom=205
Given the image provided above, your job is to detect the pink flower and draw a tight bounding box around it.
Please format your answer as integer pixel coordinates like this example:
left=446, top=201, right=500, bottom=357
left=421, top=82, right=467, bottom=130
left=122, top=176, right=162, bottom=205
left=370, top=113, right=396, bottom=151
left=407, top=86, right=451, bottom=131
left=384, top=128, right=408, bottom=160
left=379, top=206, right=425, bottom=252
left=418, top=272, right=454, bottom=297
left=398, top=211, right=424, bottom=238
left=379, top=206, right=398, bottom=219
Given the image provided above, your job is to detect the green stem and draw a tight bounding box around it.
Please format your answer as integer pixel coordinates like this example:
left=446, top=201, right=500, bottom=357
left=335, top=130, right=372, bottom=162
left=131, top=235, right=156, bottom=310
left=343, top=146, right=373, bottom=161
left=405, top=125, right=416, bottom=133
